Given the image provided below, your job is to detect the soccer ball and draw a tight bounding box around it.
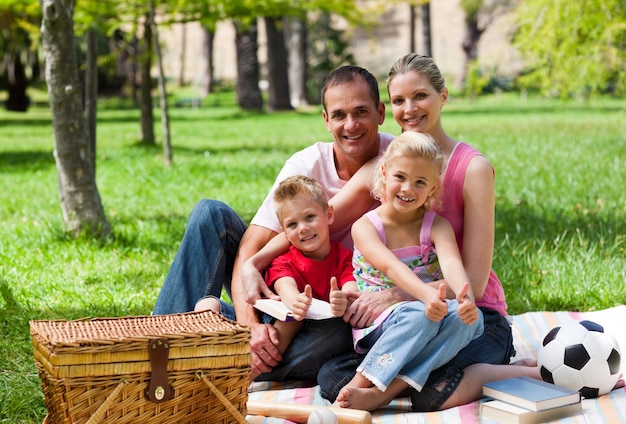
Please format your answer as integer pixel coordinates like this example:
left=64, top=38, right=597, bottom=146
left=538, top=319, right=621, bottom=398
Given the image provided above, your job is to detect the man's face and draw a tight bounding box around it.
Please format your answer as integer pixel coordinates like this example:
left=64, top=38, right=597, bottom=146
left=322, top=78, right=385, bottom=167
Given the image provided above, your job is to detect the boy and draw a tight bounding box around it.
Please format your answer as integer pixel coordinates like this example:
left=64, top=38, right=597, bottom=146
left=195, top=176, right=354, bottom=379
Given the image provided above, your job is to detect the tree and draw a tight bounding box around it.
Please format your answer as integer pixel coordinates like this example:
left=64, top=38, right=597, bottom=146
left=40, top=0, right=110, bottom=237
left=264, top=16, right=293, bottom=111
left=234, top=18, right=263, bottom=111
left=456, top=0, right=514, bottom=90
left=513, top=0, right=626, bottom=98
left=0, top=0, right=41, bottom=112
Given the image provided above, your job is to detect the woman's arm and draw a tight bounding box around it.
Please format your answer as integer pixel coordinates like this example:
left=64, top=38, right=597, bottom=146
left=460, top=155, right=496, bottom=298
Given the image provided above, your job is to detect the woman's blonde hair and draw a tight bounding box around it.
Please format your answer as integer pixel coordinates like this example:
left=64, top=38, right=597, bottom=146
left=371, top=132, right=444, bottom=211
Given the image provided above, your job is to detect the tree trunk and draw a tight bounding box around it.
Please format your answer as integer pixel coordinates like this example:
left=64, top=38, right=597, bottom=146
left=140, top=12, right=155, bottom=145
left=149, top=2, right=172, bottom=166
left=456, top=18, right=484, bottom=90
left=84, top=28, right=98, bottom=171
left=40, top=0, right=110, bottom=237
left=421, top=2, right=432, bottom=57
left=409, top=5, right=416, bottom=53
left=233, top=20, right=263, bottom=111
left=200, top=24, right=215, bottom=97
left=264, top=16, right=293, bottom=111
left=284, top=15, right=308, bottom=108
left=5, top=52, right=29, bottom=112
left=178, top=22, right=186, bottom=87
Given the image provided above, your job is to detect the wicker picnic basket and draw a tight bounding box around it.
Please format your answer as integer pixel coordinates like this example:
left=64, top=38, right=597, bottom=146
left=30, top=310, right=251, bottom=424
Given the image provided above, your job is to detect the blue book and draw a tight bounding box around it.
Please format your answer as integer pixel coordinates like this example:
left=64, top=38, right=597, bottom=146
left=482, top=376, right=581, bottom=412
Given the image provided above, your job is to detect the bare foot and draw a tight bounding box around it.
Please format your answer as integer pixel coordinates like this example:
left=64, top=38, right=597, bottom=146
left=194, top=297, right=220, bottom=312
left=613, top=374, right=625, bottom=390
left=335, top=386, right=387, bottom=411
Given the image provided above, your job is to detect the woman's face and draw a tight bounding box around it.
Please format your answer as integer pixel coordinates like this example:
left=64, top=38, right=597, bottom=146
left=387, top=71, right=448, bottom=135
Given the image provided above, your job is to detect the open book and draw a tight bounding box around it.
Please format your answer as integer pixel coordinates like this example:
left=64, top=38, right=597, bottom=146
left=253, top=298, right=335, bottom=321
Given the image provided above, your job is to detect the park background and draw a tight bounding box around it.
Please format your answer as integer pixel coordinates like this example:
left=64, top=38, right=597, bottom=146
left=1, top=0, right=625, bottom=422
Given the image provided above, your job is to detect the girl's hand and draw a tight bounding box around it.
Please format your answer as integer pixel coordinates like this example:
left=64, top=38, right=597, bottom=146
left=456, top=282, right=479, bottom=325
left=424, top=283, right=448, bottom=322
left=329, top=277, right=348, bottom=316
left=291, top=284, right=313, bottom=321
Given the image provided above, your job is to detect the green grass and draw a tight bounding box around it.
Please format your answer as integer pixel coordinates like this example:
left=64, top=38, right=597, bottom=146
left=1, top=91, right=625, bottom=422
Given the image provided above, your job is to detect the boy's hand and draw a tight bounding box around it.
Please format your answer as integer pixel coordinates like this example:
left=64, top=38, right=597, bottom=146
left=291, top=284, right=313, bottom=321
left=329, top=277, right=348, bottom=316
left=424, top=283, right=448, bottom=322
left=456, top=282, right=479, bottom=325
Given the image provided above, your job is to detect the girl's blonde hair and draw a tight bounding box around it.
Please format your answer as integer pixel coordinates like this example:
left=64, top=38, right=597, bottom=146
left=372, top=132, right=444, bottom=211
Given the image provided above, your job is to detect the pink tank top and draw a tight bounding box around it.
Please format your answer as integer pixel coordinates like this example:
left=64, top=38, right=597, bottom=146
left=441, top=143, right=508, bottom=315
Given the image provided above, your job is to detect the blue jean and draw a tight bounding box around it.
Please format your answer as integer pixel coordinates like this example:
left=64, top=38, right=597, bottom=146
left=318, top=307, right=515, bottom=411
left=356, top=301, right=483, bottom=392
left=152, top=199, right=247, bottom=315
left=153, top=199, right=354, bottom=381
left=220, top=300, right=354, bottom=381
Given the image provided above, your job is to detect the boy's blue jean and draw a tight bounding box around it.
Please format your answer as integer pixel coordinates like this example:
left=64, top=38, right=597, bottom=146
left=152, top=199, right=354, bottom=381
left=356, top=301, right=483, bottom=392
left=318, top=307, right=515, bottom=411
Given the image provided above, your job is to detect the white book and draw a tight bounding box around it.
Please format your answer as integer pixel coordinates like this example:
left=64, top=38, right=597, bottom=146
left=253, top=298, right=335, bottom=321
left=480, top=399, right=582, bottom=424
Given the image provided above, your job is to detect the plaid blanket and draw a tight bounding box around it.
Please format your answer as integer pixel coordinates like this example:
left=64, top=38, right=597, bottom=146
left=247, top=305, right=626, bottom=423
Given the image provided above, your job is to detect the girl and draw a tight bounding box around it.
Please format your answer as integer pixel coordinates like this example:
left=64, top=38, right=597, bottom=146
left=335, top=131, right=483, bottom=411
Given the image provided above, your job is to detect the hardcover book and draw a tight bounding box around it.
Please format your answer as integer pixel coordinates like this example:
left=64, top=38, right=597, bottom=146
left=253, top=298, right=335, bottom=321
left=482, top=376, right=581, bottom=412
left=480, top=399, right=582, bottom=424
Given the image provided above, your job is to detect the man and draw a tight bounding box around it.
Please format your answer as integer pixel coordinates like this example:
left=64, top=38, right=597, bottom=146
left=153, top=65, right=394, bottom=380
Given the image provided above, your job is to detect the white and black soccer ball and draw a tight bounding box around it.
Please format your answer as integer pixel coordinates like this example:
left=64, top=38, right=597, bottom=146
left=538, top=319, right=621, bottom=398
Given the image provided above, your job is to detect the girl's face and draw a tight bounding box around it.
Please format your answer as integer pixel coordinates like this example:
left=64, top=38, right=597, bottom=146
left=382, top=155, right=439, bottom=214
left=388, top=71, right=448, bottom=134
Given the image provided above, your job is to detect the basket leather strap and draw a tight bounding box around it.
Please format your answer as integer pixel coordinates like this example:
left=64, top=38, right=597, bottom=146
left=146, top=338, right=174, bottom=403
left=196, top=370, right=247, bottom=424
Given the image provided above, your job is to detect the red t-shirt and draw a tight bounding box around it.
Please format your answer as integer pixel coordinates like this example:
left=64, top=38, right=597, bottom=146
left=264, top=241, right=354, bottom=302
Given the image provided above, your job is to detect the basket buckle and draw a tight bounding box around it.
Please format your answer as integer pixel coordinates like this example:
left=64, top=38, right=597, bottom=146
left=145, top=338, right=174, bottom=403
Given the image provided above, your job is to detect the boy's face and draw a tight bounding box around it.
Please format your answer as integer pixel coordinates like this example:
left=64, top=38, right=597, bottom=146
left=278, top=194, right=334, bottom=260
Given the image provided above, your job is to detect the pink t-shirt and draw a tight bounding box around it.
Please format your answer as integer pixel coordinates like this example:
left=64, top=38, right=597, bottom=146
left=440, top=142, right=508, bottom=316
left=251, top=134, right=395, bottom=249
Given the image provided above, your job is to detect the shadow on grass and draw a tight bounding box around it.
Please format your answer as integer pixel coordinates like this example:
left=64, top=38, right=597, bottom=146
left=0, top=150, right=54, bottom=173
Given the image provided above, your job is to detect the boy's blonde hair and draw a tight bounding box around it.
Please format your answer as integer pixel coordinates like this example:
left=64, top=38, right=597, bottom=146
left=372, top=132, right=444, bottom=211
left=273, top=175, right=329, bottom=222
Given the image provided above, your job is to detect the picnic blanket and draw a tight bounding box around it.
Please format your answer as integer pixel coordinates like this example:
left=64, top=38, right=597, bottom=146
left=247, top=305, right=626, bottom=423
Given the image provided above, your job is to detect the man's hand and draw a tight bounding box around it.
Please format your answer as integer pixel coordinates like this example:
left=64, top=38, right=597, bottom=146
left=291, top=285, right=313, bottom=320
left=456, top=282, right=479, bottom=325
left=329, top=277, right=348, bottom=317
left=344, top=289, right=397, bottom=328
left=249, top=322, right=282, bottom=378
left=240, top=258, right=280, bottom=304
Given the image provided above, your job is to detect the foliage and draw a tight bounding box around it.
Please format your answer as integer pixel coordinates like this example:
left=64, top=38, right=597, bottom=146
left=513, top=0, right=626, bottom=98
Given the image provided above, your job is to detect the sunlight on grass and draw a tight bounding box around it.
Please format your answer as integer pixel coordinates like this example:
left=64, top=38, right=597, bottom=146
left=0, top=93, right=625, bottom=422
